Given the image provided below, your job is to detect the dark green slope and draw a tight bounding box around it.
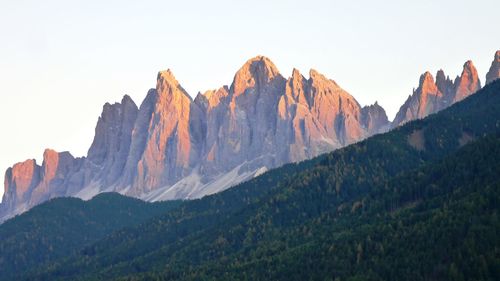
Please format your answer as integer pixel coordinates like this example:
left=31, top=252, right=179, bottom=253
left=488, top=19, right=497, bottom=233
left=0, top=193, right=181, bottom=280
left=165, top=134, right=499, bottom=281
left=27, top=80, right=500, bottom=280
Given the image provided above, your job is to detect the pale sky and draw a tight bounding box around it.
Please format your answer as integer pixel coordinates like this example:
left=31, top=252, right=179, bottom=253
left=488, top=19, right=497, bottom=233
left=1, top=0, right=499, bottom=200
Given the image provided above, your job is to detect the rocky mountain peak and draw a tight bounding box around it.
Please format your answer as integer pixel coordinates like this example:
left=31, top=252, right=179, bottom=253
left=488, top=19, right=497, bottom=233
left=156, top=69, right=192, bottom=102
left=419, top=71, right=436, bottom=89
left=291, top=68, right=302, bottom=79
left=454, top=60, right=481, bottom=102
left=99, top=96, right=138, bottom=124
left=309, top=69, right=334, bottom=84
left=157, top=69, right=178, bottom=85
left=486, top=50, right=500, bottom=85
left=435, top=70, right=451, bottom=86
left=42, top=149, right=59, bottom=171
left=308, top=68, right=344, bottom=100
left=286, top=68, right=309, bottom=105
left=361, top=102, right=389, bottom=134
left=3, top=159, right=39, bottom=201
left=461, top=60, right=480, bottom=82
left=87, top=95, right=139, bottom=187
left=121, top=68, right=201, bottom=196
left=15, top=54, right=496, bottom=222
left=463, top=60, right=475, bottom=70
left=392, top=71, right=442, bottom=127
left=435, top=69, right=454, bottom=105
left=201, top=88, right=229, bottom=110
left=435, top=69, right=450, bottom=88
left=193, top=91, right=208, bottom=110
left=40, top=149, right=73, bottom=183
left=416, top=71, right=441, bottom=99
left=436, top=69, right=446, bottom=81
left=231, top=56, right=282, bottom=96
left=121, top=94, right=136, bottom=107
left=392, top=55, right=492, bottom=128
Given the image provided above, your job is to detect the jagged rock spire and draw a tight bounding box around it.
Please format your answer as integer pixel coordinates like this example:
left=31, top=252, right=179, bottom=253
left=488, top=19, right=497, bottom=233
left=486, top=50, right=500, bottom=85
left=453, top=60, right=481, bottom=102
left=392, top=58, right=483, bottom=127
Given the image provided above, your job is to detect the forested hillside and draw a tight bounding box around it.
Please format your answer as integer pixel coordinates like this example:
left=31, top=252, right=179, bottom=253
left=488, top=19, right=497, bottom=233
left=0, top=193, right=181, bottom=280
left=19, top=78, right=500, bottom=280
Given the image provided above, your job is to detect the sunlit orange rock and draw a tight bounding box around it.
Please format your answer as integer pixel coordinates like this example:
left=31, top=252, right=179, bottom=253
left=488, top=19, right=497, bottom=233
left=453, top=61, right=481, bottom=102
left=3, top=159, right=40, bottom=204
left=393, top=57, right=484, bottom=127
left=393, top=72, right=444, bottom=126
left=123, top=70, right=204, bottom=195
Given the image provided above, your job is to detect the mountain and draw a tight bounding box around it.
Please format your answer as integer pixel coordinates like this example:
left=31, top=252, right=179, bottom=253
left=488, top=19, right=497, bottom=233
left=0, top=56, right=391, bottom=222
left=86, top=95, right=139, bottom=190
left=392, top=60, right=481, bottom=126
left=1, top=51, right=498, bottom=222
left=1, top=150, right=85, bottom=218
left=18, top=76, right=500, bottom=281
left=486, top=50, right=500, bottom=85
left=0, top=193, right=180, bottom=280
left=361, top=101, right=390, bottom=134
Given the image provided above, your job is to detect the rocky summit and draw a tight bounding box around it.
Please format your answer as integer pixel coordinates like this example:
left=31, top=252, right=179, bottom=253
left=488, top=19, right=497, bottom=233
left=392, top=60, right=482, bottom=127
left=2, top=52, right=498, bottom=222
left=486, top=50, right=500, bottom=85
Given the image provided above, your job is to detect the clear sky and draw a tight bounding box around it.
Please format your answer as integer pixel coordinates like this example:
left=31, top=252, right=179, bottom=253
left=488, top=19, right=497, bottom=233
left=0, top=0, right=499, bottom=199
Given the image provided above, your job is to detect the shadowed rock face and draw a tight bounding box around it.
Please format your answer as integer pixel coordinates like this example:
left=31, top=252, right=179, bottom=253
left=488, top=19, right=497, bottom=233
left=486, top=51, right=500, bottom=85
left=86, top=95, right=139, bottom=187
left=361, top=102, right=390, bottom=135
left=8, top=51, right=498, bottom=221
left=392, top=59, right=483, bottom=127
left=436, top=70, right=455, bottom=106
left=202, top=57, right=288, bottom=174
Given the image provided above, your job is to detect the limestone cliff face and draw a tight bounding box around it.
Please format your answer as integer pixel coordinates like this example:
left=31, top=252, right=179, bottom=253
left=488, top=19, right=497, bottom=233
left=361, top=102, right=389, bottom=135
left=309, top=69, right=366, bottom=146
left=435, top=69, right=454, bottom=107
left=1, top=160, right=40, bottom=216
left=29, top=149, right=82, bottom=204
left=200, top=57, right=287, bottom=174
left=486, top=50, right=500, bottom=85
left=392, top=59, right=482, bottom=127
left=275, top=68, right=369, bottom=163
left=122, top=70, right=205, bottom=196
left=86, top=95, right=138, bottom=187
left=0, top=150, right=84, bottom=221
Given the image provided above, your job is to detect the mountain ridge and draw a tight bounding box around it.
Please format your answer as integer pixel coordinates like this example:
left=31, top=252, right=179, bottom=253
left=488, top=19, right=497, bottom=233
left=19, top=76, right=500, bottom=281
left=1, top=51, right=500, bottom=222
